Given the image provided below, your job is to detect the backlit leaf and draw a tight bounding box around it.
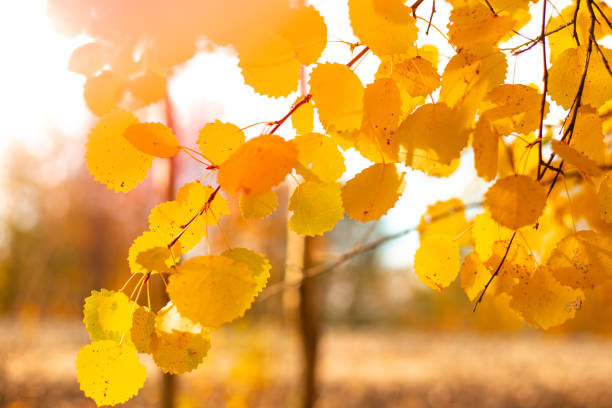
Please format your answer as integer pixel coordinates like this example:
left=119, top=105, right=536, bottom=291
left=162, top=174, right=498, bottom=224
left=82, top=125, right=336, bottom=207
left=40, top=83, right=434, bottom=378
left=414, top=234, right=461, bottom=291
left=239, top=190, right=278, bottom=219
left=484, top=175, right=547, bottom=229
left=197, top=121, right=246, bottom=166
left=289, top=181, right=344, bottom=236
left=222, top=248, right=272, bottom=294
left=294, top=132, right=346, bottom=182
left=123, top=122, right=181, bottom=158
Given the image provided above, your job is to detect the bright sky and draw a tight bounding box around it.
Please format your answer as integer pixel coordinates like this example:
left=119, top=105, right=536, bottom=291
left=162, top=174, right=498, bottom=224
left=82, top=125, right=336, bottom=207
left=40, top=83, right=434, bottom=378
left=0, top=0, right=577, bottom=268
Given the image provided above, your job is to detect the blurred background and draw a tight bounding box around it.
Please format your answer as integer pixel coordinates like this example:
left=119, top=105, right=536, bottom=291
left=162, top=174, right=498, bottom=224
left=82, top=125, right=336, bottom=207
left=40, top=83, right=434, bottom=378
left=1, top=0, right=612, bottom=407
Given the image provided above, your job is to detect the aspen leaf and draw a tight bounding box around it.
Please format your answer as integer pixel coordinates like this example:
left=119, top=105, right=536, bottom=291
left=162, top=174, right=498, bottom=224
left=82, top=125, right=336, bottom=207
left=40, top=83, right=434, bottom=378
left=484, top=175, right=547, bottom=229
left=342, top=163, right=405, bottom=222
left=239, top=190, right=278, bottom=219
left=289, top=181, right=344, bottom=236
left=156, top=301, right=203, bottom=334
left=278, top=5, right=327, bottom=65
left=348, top=0, right=418, bottom=57
left=83, top=70, right=125, bottom=116
left=218, top=135, right=298, bottom=195
left=148, top=201, right=204, bottom=252
left=418, top=198, right=470, bottom=246
left=222, top=248, right=272, bottom=294
left=482, top=84, right=547, bottom=135
left=485, top=240, right=536, bottom=295
left=471, top=211, right=513, bottom=261
left=167, top=256, right=258, bottom=328
left=600, top=174, right=612, bottom=223
left=472, top=116, right=498, bottom=181
left=548, top=47, right=612, bottom=110
left=76, top=340, right=147, bottom=407
left=548, top=230, right=612, bottom=290
left=551, top=139, right=603, bottom=178
left=128, top=230, right=181, bottom=275
left=86, top=110, right=152, bottom=192
left=291, top=100, right=315, bottom=135
left=131, top=306, right=156, bottom=354
left=197, top=121, right=246, bottom=166
left=237, top=33, right=300, bottom=97
left=571, top=106, right=605, bottom=164
left=363, top=78, right=403, bottom=133
left=294, top=133, right=346, bottom=182
left=389, top=56, right=441, bottom=97
left=448, top=3, right=515, bottom=51
left=151, top=331, right=211, bottom=374
left=68, top=41, right=107, bottom=76
left=123, top=122, right=181, bottom=158
left=310, top=63, right=364, bottom=131
left=176, top=182, right=230, bottom=227
left=125, top=71, right=167, bottom=107
left=399, top=103, right=470, bottom=166
left=83, top=289, right=134, bottom=342
left=460, top=252, right=491, bottom=301
left=510, top=266, right=583, bottom=330
left=414, top=234, right=461, bottom=291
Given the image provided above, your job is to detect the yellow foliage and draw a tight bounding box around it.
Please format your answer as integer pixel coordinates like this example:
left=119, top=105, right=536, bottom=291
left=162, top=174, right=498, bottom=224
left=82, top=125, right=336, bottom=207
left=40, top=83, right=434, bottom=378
left=239, top=190, right=279, bottom=220
left=222, top=248, right=272, bottom=294
left=151, top=331, right=211, bottom=374
left=551, top=139, right=603, bottom=178
left=125, top=71, right=167, bottom=107
left=448, top=3, right=515, bottom=52
left=388, top=56, right=441, bottom=97
left=414, top=234, right=461, bottom=291
left=348, top=0, right=418, bottom=57
left=485, top=240, right=535, bottom=295
left=128, top=230, right=181, bottom=275
left=292, top=100, right=315, bottom=135
left=472, top=116, right=498, bottom=181
left=294, top=133, right=346, bottom=182
left=510, top=266, right=583, bottom=330
left=83, top=289, right=134, bottom=342
left=167, top=256, right=257, bottom=328
left=83, top=70, right=125, bottom=116
left=310, top=63, right=364, bottom=131
left=471, top=211, right=513, bottom=261
left=123, top=122, right=181, bottom=158
left=571, top=106, right=605, bottom=164
left=484, top=175, right=547, bottom=230
left=218, top=135, right=298, bottom=195
left=289, top=181, right=344, bottom=236
left=278, top=5, right=327, bottom=65
left=197, top=121, right=246, bottom=166
left=342, top=163, right=405, bottom=222
left=460, top=252, right=491, bottom=302
left=76, top=340, right=146, bottom=407
left=481, top=84, right=547, bottom=135
left=86, top=110, right=152, bottom=192
left=418, top=198, right=470, bottom=246
left=131, top=306, right=156, bottom=354
left=600, top=174, right=612, bottom=223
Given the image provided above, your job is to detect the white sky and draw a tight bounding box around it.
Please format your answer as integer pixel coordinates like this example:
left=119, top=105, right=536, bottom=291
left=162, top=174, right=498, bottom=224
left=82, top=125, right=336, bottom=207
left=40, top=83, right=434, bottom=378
left=0, top=0, right=580, bottom=268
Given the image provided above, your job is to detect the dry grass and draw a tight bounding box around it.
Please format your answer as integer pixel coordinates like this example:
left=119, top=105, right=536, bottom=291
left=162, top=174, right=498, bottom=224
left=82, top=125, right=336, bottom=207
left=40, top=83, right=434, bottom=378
left=1, top=320, right=612, bottom=407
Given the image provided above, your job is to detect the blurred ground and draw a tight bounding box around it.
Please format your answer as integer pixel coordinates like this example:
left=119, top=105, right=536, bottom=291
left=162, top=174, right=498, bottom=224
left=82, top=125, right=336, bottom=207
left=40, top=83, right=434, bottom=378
left=1, top=319, right=612, bottom=408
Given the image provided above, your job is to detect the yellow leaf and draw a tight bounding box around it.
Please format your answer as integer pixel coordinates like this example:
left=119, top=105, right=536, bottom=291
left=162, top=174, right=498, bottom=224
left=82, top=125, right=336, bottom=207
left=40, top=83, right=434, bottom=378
left=197, top=121, right=245, bottom=166
left=571, top=106, right=605, bottom=164
left=289, top=181, right=344, bottom=236
left=342, top=163, right=405, bottom=222
left=76, top=340, right=147, bottom=407
left=151, top=331, right=211, bottom=374
left=551, top=139, right=603, bottom=178
left=239, top=190, right=278, bottom=219
left=548, top=46, right=612, bottom=110
left=128, top=230, right=181, bottom=275
left=484, top=175, right=547, bottom=229
left=363, top=78, right=403, bottom=132
left=309, top=63, right=364, bottom=131
left=481, top=84, right=547, bottom=135
left=86, top=110, right=152, bottom=192
left=218, top=135, right=298, bottom=195
left=131, top=306, right=155, bottom=354
left=448, top=3, right=515, bottom=52
left=548, top=230, right=612, bottom=289
left=278, top=5, right=327, bottom=65
left=485, top=240, right=535, bottom=295
left=83, top=289, right=134, bottom=342
left=167, top=256, right=258, bottom=328
left=471, top=211, right=513, bottom=261
left=294, top=133, right=346, bottom=182
left=600, top=173, right=612, bottom=223
left=156, top=301, right=203, bottom=334
left=68, top=41, right=107, bottom=76
left=348, top=0, right=418, bottom=57
left=222, top=248, right=272, bottom=294
left=460, top=252, right=491, bottom=301
left=83, top=70, right=125, bottom=116
left=176, top=182, right=230, bottom=227
left=291, top=100, right=315, bottom=135
left=414, top=234, right=461, bottom=291
left=418, top=198, right=470, bottom=246
left=389, top=56, right=441, bottom=97
left=237, top=33, right=300, bottom=97
left=472, top=116, right=499, bottom=181
left=125, top=71, right=167, bottom=107
left=123, top=122, right=181, bottom=158
left=510, top=266, right=583, bottom=330
left=398, top=103, right=470, bottom=166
